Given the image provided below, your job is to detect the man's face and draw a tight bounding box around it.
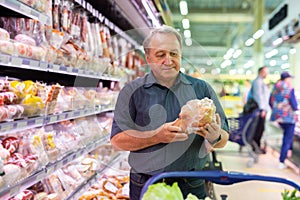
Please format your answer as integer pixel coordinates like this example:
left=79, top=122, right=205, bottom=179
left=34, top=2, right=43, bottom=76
left=145, top=33, right=182, bottom=81
left=261, top=67, right=269, bottom=79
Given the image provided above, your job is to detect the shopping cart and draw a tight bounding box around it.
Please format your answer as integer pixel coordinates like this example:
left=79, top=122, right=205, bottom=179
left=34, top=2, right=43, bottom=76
left=227, top=109, right=261, bottom=167
left=140, top=170, right=300, bottom=200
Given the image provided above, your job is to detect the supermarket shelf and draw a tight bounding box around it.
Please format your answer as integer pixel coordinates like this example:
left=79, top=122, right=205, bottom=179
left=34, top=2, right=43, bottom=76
left=66, top=152, right=123, bottom=200
left=0, top=54, right=121, bottom=84
left=0, top=0, right=50, bottom=24
left=0, top=106, right=114, bottom=135
left=0, top=134, right=110, bottom=198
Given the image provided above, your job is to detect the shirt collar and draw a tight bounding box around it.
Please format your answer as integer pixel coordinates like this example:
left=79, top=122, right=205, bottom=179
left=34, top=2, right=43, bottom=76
left=144, top=71, right=191, bottom=88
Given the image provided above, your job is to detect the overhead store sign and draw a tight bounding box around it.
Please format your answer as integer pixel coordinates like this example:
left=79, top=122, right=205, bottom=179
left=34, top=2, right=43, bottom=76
left=269, top=4, right=288, bottom=30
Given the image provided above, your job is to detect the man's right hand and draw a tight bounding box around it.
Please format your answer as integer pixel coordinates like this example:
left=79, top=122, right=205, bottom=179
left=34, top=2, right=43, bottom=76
left=154, top=119, right=188, bottom=143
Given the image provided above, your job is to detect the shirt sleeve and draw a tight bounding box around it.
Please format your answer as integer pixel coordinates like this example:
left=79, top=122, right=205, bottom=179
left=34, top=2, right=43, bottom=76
left=289, top=89, right=298, bottom=111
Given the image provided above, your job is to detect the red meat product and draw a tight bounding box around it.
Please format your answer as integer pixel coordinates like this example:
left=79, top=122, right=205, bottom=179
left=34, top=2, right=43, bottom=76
left=14, top=42, right=27, bottom=57
left=0, top=106, right=8, bottom=122
left=2, top=136, right=19, bottom=154
left=9, top=189, right=34, bottom=200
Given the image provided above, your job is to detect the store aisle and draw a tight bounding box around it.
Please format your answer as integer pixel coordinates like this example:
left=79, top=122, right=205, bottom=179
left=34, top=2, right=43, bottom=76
left=213, top=141, right=300, bottom=200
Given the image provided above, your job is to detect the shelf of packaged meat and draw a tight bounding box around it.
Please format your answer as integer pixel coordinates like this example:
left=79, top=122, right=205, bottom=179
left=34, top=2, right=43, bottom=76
left=0, top=104, right=114, bottom=134
left=0, top=0, right=50, bottom=25
left=0, top=111, right=118, bottom=199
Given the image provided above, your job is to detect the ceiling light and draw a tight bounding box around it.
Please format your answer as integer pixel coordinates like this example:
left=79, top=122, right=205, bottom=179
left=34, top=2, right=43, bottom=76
left=245, top=38, right=255, bottom=46
left=233, top=49, right=242, bottom=59
left=185, top=38, right=192, bottom=46
left=182, top=18, right=190, bottom=29
left=243, top=60, right=254, bottom=68
left=253, top=29, right=264, bottom=39
left=184, top=29, right=191, bottom=38
left=281, top=55, right=288, bottom=60
left=246, top=70, right=252, bottom=75
left=269, top=60, right=277, bottom=66
left=237, top=68, right=244, bottom=74
left=265, top=49, right=278, bottom=58
left=281, top=63, right=290, bottom=69
left=289, top=48, right=296, bottom=54
left=229, top=69, right=237, bottom=75
left=272, top=37, right=283, bottom=46
left=179, top=1, right=188, bottom=15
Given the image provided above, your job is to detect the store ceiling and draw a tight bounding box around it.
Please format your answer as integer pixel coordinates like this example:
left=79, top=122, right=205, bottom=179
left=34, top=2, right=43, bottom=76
left=166, top=0, right=287, bottom=75
left=91, top=0, right=291, bottom=76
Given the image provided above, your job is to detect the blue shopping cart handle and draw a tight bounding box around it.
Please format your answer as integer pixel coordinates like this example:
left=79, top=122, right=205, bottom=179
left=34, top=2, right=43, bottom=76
left=140, top=170, right=300, bottom=199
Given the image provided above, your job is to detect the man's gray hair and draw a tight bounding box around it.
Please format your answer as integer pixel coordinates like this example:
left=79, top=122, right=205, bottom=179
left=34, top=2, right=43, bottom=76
left=143, top=25, right=182, bottom=54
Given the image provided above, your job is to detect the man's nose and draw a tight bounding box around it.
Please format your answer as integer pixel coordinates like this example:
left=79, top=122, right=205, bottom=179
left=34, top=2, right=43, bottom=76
left=164, top=54, right=172, bottom=65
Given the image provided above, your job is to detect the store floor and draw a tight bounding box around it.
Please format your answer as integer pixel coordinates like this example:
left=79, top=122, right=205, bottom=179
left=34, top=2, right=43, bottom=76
left=213, top=141, right=300, bottom=200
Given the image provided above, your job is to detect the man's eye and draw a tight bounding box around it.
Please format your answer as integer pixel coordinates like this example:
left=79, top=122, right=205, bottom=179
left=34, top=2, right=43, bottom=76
left=156, top=53, right=165, bottom=58
left=170, top=52, right=178, bottom=57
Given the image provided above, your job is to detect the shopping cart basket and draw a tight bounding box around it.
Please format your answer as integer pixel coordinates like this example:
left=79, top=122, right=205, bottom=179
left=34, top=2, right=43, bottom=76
left=140, top=170, right=300, bottom=200
left=227, top=109, right=261, bottom=167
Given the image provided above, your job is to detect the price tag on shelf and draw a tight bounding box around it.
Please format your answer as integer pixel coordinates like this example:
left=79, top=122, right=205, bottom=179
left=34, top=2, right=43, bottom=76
left=49, top=115, right=57, bottom=123
left=47, top=166, right=54, bottom=174
left=19, top=3, right=31, bottom=14
left=58, top=114, right=66, bottom=121
left=1, top=123, right=13, bottom=132
left=66, top=67, right=73, bottom=73
left=55, top=161, right=63, bottom=170
left=78, top=69, right=84, bottom=75
left=35, top=117, right=44, bottom=125
left=0, top=54, right=10, bottom=64
left=9, top=184, right=21, bottom=197
left=17, top=121, right=27, bottom=129
left=11, top=57, right=22, bottom=66
left=29, top=60, right=39, bottom=68
left=39, top=61, right=48, bottom=69
left=36, top=172, right=45, bottom=182
left=39, top=14, right=48, bottom=24
left=53, top=64, right=60, bottom=71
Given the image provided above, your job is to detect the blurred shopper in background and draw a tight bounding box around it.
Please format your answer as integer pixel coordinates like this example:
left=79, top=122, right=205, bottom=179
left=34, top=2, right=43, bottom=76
left=269, top=72, right=298, bottom=169
left=247, top=66, right=270, bottom=153
left=110, top=25, right=229, bottom=200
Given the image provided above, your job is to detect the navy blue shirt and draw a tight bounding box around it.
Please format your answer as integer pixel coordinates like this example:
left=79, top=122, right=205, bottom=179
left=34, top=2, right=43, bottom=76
left=111, top=72, right=229, bottom=174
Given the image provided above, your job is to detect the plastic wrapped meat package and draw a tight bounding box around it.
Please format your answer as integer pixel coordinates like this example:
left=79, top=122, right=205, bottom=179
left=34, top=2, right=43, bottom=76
left=0, top=131, right=49, bottom=188
left=16, top=129, right=49, bottom=173
left=95, top=89, right=119, bottom=108
left=37, top=126, right=62, bottom=163
left=56, top=120, right=83, bottom=150
left=78, top=174, right=130, bottom=200
left=74, top=155, right=99, bottom=178
left=90, top=144, right=118, bottom=169
left=174, top=97, right=217, bottom=134
left=83, top=88, right=97, bottom=107
left=39, top=122, right=82, bottom=162
left=73, top=116, right=103, bottom=146
left=42, top=172, right=68, bottom=199
left=36, top=82, right=62, bottom=115
left=97, top=113, right=113, bottom=136
left=56, top=87, right=89, bottom=112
